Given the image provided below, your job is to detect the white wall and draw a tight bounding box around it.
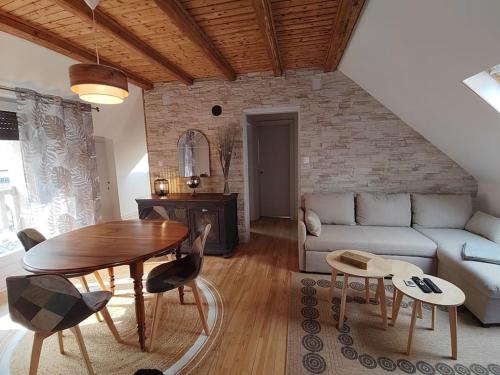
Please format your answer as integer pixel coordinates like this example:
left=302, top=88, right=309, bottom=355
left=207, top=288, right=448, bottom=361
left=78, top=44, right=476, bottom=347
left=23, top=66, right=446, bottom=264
left=477, top=181, right=500, bottom=217
left=0, top=31, right=150, bottom=219
left=339, top=0, right=500, bottom=212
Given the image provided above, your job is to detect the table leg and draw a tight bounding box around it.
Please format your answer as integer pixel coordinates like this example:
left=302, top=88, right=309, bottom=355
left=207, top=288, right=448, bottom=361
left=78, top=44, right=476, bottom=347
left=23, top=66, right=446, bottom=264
left=431, top=305, right=436, bottom=330
left=107, top=267, right=115, bottom=296
left=374, top=285, right=380, bottom=304
left=330, top=269, right=337, bottom=300
left=365, top=278, right=370, bottom=303
left=377, top=278, right=388, bottom=329
left=449, top=306, right=458, bottom=359
left=175, top=246, right=184, bottom=304
left=391, top=289, right=403, bottom=326
left=129, top=261, right=146, bottom=351
left=407, top=300, right=420, bottom=355
left=418, top=302, right=423, bottom=319
left=338, top=274, right=349, bottom=330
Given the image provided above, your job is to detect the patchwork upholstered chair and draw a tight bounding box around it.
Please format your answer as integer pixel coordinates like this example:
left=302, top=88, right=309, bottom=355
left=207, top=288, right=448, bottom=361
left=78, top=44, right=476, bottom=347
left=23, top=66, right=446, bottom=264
left=17, top=228, right=110, bottom=304
left=146, top=224, right=211, bottom=352
left=6, top=274, right=121, bottom=375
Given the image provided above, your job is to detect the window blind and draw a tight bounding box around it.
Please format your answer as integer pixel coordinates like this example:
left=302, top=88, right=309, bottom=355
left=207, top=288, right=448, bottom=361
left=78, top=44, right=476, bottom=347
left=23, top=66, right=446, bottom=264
left=0, top=111, right=19, bottom=141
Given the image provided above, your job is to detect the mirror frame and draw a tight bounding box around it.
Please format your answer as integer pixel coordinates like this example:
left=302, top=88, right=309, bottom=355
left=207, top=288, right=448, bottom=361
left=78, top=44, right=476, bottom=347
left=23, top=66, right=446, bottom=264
left=177, top=129, right=211, bottom=177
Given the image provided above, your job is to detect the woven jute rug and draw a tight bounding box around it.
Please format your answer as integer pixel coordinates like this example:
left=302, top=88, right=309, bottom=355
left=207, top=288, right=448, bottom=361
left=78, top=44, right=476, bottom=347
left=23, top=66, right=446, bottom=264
left=0, top=276, right=223, bottom=374
left=287, top=272, right=500, bottom=375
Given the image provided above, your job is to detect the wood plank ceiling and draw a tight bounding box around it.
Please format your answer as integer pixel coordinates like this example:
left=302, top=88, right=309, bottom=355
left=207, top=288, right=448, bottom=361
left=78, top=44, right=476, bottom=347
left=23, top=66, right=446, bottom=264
left=0, top=0, right=366, bottom=89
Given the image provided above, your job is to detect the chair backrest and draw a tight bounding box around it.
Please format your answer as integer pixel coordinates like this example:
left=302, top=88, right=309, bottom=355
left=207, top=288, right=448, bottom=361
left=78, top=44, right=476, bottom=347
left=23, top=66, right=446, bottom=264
left=190, top=224, right=211, bottom=278
left=6, top=274, right=85, bottom=333
left=17, top=228, right=46, bottom=252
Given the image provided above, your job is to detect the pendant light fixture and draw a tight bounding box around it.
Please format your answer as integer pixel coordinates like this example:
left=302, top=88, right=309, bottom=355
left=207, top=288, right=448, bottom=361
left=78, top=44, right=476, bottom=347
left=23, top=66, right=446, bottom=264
left=69, top=0, right=128, bottom=105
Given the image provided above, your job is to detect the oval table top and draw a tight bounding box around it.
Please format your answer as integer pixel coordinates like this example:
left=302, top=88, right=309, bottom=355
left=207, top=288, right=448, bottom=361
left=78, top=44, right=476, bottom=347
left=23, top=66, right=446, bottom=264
left=325, top=250, right=392, bottom=278
left=23, top=219, right=189, bottom=274
left=392, top=275, right=466, bottom=306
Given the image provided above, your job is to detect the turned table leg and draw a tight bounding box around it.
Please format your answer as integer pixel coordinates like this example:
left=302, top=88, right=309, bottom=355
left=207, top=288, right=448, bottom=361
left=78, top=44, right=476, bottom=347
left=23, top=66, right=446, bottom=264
left=108, top=267, right=115, bottom=296
left=130, top=261, right=146, bottom=351
left=175, top=246, right=184, bottom=304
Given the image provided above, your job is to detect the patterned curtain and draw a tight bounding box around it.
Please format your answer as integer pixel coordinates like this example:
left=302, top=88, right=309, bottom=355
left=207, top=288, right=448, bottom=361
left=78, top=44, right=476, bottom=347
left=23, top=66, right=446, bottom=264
left=16, top=89, right=100, bottom=237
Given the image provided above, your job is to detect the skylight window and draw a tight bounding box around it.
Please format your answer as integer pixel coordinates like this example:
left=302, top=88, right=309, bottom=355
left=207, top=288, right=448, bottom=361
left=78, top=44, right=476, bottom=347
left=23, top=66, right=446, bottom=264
left=463, top=64, right=500, bottom=113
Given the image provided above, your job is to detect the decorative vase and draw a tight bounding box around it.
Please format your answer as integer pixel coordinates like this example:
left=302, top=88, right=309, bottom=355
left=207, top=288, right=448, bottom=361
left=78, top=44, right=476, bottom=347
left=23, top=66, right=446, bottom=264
left=223, top=178, right=230, bottom=195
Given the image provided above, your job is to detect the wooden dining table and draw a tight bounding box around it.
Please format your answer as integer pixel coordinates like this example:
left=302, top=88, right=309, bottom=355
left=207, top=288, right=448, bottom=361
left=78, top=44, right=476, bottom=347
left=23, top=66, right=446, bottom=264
left=22, top=219, right=189, bottom=352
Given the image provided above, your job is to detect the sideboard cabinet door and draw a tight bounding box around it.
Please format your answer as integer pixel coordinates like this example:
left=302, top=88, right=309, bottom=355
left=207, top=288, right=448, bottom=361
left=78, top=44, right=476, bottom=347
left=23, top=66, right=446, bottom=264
left=190, top=207, right=221, bottom=248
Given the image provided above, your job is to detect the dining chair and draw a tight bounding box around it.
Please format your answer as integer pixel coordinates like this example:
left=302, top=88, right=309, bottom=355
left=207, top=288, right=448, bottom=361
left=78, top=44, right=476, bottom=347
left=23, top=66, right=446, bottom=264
left=18, top=228, right=110, bottom=304
left=145, top=224, right=211, bottom=352
left=6, top=274, right=121, bottom=375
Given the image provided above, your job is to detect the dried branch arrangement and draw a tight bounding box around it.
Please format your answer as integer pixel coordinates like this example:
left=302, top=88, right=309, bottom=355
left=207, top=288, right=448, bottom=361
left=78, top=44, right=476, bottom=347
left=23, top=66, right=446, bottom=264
left=216, top=124, right=237, bottom=193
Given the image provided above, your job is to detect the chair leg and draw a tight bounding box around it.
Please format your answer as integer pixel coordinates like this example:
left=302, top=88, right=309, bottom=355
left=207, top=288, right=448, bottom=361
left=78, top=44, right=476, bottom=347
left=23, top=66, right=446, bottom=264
left=30, top=332, right=50, bottom=375
left=57, top=331, right=64, bottom=354
left=148, top=293, right=163, bottom=352
left=70, top=325, right=95, bottom=375
left=100, top=307, right=122, bottom=343
left=189, top=280, right=209, bottom=336
left=93, top=271, right=107, bottom=291
left=80, top=276, right=103, bottom=322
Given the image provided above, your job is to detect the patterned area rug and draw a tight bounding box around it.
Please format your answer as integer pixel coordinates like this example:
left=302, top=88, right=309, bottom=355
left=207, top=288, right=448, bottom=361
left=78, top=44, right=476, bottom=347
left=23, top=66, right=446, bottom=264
left=287, top=272, right=500, bottom=375
left=0, top=276, right=223, bottom=374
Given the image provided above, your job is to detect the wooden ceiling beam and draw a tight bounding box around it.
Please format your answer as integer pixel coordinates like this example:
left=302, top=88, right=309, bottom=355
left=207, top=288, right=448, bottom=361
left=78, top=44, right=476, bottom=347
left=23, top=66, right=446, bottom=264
left=0, top=10, right=153, bottom=90
left=251, top=0, right=283, bottom=76
left=324, top=0, right=365, bottom=72
left=52, top=0, right=194, bottom=85
left=153, top=0, right=236, bottom=81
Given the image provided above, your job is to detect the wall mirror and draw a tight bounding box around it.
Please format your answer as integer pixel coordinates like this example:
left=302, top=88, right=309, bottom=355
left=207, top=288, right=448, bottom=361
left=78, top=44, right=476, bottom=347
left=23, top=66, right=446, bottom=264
left=177, top=129, right=210, bottom=177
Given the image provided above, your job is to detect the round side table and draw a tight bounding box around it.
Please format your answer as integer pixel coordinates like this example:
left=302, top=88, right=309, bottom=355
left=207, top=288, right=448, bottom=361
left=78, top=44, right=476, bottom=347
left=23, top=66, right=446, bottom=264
left=326, top=250, right=392, bottom=330
left=392, top=275, right=466, bottom=359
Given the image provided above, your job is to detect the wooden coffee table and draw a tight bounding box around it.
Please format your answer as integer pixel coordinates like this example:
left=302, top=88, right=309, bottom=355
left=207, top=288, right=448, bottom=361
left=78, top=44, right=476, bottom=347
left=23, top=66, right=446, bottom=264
left=392, top=274, right=466, bottom=359
left=326, top=250, right=392, bottom=330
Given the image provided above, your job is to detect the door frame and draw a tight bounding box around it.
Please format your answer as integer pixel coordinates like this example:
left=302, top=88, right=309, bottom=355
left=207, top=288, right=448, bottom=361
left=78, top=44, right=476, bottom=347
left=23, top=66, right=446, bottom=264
left=241, top=107, right=300, bottom=241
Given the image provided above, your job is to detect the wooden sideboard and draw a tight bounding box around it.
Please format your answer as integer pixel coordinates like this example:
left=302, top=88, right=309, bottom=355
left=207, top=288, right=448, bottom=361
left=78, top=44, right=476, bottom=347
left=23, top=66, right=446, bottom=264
left=136, top=193, right=239, bottom=257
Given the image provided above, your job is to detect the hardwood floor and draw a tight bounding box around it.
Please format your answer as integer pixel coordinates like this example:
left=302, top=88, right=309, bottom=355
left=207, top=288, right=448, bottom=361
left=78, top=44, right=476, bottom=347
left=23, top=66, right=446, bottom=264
left=195, top=217, right=298, bottom=374
left=0, top=218, right=298, bottom=374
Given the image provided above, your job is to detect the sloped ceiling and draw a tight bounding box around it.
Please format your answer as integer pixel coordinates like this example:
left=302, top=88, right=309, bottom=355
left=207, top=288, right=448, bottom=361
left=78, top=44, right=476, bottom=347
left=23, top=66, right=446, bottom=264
left=339, top=0, right=500, bottom=185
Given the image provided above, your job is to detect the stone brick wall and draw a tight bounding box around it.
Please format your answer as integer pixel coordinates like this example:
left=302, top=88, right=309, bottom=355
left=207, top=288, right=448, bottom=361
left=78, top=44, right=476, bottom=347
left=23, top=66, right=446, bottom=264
left=144, top=69, right=477, bottom=240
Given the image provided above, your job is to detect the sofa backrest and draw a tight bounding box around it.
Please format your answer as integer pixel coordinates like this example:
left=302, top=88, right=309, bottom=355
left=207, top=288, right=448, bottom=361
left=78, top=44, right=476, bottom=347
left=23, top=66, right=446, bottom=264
left=356, top=192, right=411, bottom=227
left=411, top=193, right=472, bottom=229
left=304, top=192, right=355, bottom=225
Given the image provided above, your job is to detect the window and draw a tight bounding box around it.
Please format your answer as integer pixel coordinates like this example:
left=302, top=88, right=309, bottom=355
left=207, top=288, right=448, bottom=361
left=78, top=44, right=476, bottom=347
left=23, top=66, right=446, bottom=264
left=0, top=110, right=29, bottom=255
left=463, top=64, right=500, bottom=113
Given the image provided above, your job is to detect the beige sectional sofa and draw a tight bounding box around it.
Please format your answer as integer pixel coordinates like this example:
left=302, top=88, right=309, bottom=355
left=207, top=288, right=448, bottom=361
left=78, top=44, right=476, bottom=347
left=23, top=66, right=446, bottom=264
left=298, top=192, right=500, bottom=324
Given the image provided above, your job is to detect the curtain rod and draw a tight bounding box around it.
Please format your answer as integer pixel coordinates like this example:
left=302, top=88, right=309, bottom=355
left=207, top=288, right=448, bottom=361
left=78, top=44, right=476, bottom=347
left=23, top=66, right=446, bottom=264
left=0, top=85, right=100, bottom=112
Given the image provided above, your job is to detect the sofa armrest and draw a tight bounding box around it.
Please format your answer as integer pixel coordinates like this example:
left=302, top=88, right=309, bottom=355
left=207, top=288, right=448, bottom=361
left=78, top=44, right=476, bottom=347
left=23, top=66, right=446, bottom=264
left=298, top=218, right=307, bottom=271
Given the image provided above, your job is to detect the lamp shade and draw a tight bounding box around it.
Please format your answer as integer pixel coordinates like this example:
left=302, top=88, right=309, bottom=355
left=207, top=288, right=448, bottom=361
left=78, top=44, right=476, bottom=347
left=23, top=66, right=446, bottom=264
left=69, top=63, right=129, bottom=104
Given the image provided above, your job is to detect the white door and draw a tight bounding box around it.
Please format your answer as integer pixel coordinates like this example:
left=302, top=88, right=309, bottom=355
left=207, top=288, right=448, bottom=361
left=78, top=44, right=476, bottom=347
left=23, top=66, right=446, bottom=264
left=94, top=137, right=119, bottom=222
left=257, top=124, right=291, bottom=217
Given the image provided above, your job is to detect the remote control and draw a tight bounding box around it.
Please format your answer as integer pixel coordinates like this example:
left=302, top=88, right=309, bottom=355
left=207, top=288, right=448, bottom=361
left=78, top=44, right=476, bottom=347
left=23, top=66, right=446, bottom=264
left=423, top=278, right=442, bottom=293
left=411, top=276, right=432, bottom=293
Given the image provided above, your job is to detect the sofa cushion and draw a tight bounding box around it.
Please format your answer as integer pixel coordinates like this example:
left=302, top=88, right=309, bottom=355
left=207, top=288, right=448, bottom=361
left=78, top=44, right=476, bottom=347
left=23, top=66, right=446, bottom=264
left=356, top=192, right=411, bottom=227
left=462, top=241, right=500, bottom=265
left=305, top=209, right=321, bottom=236
left=415, top=227, right=500, bottom=298
left=412, top=194, right=472, bottom=229
left=304, top=225, right=437, bottom=257
left=304, top=193, right=355, bottom=225
left=465, top=211, right=500, bottom=243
